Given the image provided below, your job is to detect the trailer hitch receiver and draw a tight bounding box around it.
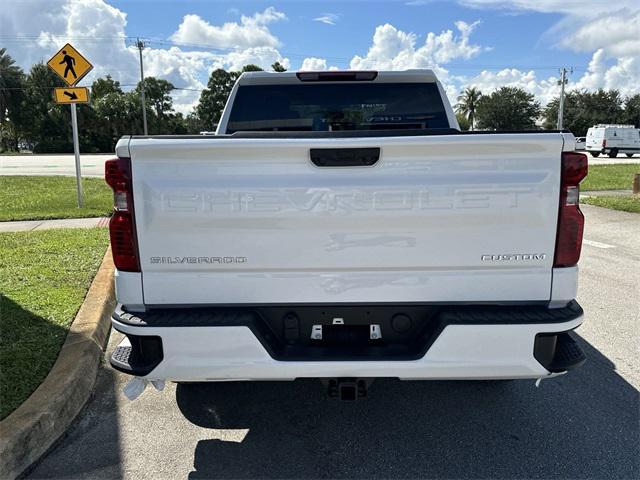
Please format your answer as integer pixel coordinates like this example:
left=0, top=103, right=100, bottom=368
left=327, top=378, right=368, bottom=401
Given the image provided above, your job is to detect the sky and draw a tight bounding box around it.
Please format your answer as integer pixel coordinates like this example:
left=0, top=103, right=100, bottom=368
left=1, top=0, right=638, bottom=115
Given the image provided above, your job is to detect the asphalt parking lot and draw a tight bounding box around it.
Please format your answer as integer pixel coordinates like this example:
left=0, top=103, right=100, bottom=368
left=27, top=204, right=639, bottom=479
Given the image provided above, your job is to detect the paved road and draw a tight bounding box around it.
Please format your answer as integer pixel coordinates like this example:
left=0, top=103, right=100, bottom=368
left=1, top=152, right=639, bottom=178
left=0, top=154, right=112, bottom=177
left=0, top=217, right=109, bottom=233
left=27, top=205, right=639, bottom=479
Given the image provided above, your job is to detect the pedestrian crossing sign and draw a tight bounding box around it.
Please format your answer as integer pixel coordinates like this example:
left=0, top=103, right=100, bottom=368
left=47, top=43, right=93, bottom=86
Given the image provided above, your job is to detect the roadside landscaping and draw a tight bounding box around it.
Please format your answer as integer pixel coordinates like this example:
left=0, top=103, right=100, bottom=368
left=581, top=164, right=640, bottom=213
left=0, top=228, right=109, bottom=420
left=582, top=164, right=639, bottom=191
left=0, top=176, right=112, bottom=222
left=582, top=195, right=640, bottom=214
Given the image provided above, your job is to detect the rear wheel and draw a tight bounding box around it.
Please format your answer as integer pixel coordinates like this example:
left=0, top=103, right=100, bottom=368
left=608, top=149, right=618, bottom=158
left=590, top=151, right=600, bottom=158
left=626, top=153, right=634, bottom=158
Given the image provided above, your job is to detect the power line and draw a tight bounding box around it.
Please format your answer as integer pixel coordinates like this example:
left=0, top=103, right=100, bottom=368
left=0, top=84, right=204, bottom=92
left=0, top=34, right=590, bottom=72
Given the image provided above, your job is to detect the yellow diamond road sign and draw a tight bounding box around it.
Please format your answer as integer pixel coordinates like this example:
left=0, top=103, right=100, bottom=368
left=47, top=43, right=93, bottom=86
left=54, top=87, right=90, bottom=104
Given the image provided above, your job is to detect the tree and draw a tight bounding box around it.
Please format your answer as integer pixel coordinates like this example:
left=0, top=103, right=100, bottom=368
left=542, top=89, right=625, bottom=136
left=196, top=65, right=265, bottom=130
left=91, top=75, right=122, bottom=100
left=455, top=112, right=470, bottom=131
left=91, top=90, right=142, bottom=151
left=87, top=75, right=188, bottom=150
left=623, top=94, right=640, bottom=127
left=271, top=61, right=287, bottom=72
left=138, top=77, right=174, bottom=117
left=184, top=112, right=205, bottom=133
left=135, top=77, right=177, bottom=134
left=241, top=64, right=263, bottom=72
left=0, top=48, right=26, bottom=151
left=196, top=69, right=237, bottom=130
left=455, top=87, right=482, bottom=130
left=476, top=87, right=541, bottom=130
left=17, top=63, right=71, bottom=153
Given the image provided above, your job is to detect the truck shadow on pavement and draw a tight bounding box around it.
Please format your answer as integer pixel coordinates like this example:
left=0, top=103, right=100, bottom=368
left=179, top=335, right=638, bottom=479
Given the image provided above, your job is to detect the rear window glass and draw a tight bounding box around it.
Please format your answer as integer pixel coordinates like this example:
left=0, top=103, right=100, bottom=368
left=226, top=83, right=449, bottom=133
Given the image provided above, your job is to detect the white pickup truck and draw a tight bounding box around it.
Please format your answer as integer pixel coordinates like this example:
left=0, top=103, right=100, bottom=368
left=107, top=70, right=587, bottom=400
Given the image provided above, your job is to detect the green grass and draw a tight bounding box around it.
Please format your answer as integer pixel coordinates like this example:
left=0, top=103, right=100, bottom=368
left=0, top=151, right=27, bottom=156
left=0, top=228, right=109, bottom=420
left=0, top=176, right=112, bottom=222
left=582, top=195, right=640, bottom=213
left=582, top=164, right=640, bottom=191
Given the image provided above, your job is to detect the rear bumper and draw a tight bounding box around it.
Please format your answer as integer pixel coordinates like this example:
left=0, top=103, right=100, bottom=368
left=110, top=302, right=585, bottom=381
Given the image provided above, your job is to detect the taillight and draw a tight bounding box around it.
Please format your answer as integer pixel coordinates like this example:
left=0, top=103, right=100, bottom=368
left=105, top=158, right=140, bottom=272
left=602, top=139, right=606, bottom=148
left=554, top=152, right=588, bottom=268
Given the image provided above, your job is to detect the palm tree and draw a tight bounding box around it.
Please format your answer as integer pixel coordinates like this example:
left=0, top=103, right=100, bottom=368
left=0, top=48, right=26, bottom=151
left=0, top=48, right=25, bottom=124
left=456, top=87, right=482, bottom=130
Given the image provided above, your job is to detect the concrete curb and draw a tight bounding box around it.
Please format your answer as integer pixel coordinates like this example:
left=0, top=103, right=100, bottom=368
left=0, top=248, right=115, bottom=480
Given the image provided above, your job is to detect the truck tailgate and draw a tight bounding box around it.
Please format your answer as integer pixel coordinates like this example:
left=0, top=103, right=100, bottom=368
left=126, top=133, right=563, bottom=305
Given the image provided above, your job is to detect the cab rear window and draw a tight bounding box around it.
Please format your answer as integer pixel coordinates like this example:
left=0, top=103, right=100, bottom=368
left=226, top=83, right=449, bottom=133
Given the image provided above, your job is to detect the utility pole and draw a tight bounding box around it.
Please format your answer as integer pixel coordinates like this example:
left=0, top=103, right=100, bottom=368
left=557, top=67, right=572, bottom=130
left=136, top=38, right=148, bottom=135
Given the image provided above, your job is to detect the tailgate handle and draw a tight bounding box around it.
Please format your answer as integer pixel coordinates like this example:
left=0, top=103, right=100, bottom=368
left=310, top=148, right=380, bottom=167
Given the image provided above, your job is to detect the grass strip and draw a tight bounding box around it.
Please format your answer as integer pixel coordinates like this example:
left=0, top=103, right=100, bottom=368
left=0, top=228, right=109, bottom=420
left=0, top=176, right=112, bottom=222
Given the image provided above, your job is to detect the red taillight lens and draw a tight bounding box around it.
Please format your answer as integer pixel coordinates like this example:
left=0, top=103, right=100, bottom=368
left=554, top=152, right=588, bottom=268
left=109, top=212, right=139, bottom=271
left=105, top=158, right=140, bottom=272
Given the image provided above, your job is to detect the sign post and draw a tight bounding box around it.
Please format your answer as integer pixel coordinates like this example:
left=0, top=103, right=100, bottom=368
left=69, top=104, right=84, bottom=207
left=47, top=43, right=93, bottom=208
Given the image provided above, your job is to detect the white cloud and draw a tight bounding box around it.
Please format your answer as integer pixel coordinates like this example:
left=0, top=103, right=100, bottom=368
left=225, top=47, right=290, bottom=72
left=459, top=0, right=638, bottom=16
left=249, top=6, right=287, bottom=26
left=349, top=21, right=485, bottom=71
left=299, top=58, right=340, bottom=71
left=347, top=20, right=486, bottom=101
left=458, top=69, right=560, bottom=105
left=169, top=7, right=286, bottom=49
left=1, top=0, right=636, bottom=120
left=573, top=50, right=639, bottom=97
left=313, top=14, right=339, bottom=25
left=300, top=57, right=328, bottom=70
left=456, top=0, right=640, bottom=97
left=452, top=49, right=639, bottom=106
left=559, top=10, right=640, bottom=58
left=1, top=1, right=289, bottom=115
left=431, top=20, right=483, bottom=62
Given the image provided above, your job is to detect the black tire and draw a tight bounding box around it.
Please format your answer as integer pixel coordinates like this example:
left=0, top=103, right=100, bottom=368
left=590, top=151, right=600, bottom=157
left=608, top=149, right=618, bottom=158
left=626, top=153, right=634, bottom=158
